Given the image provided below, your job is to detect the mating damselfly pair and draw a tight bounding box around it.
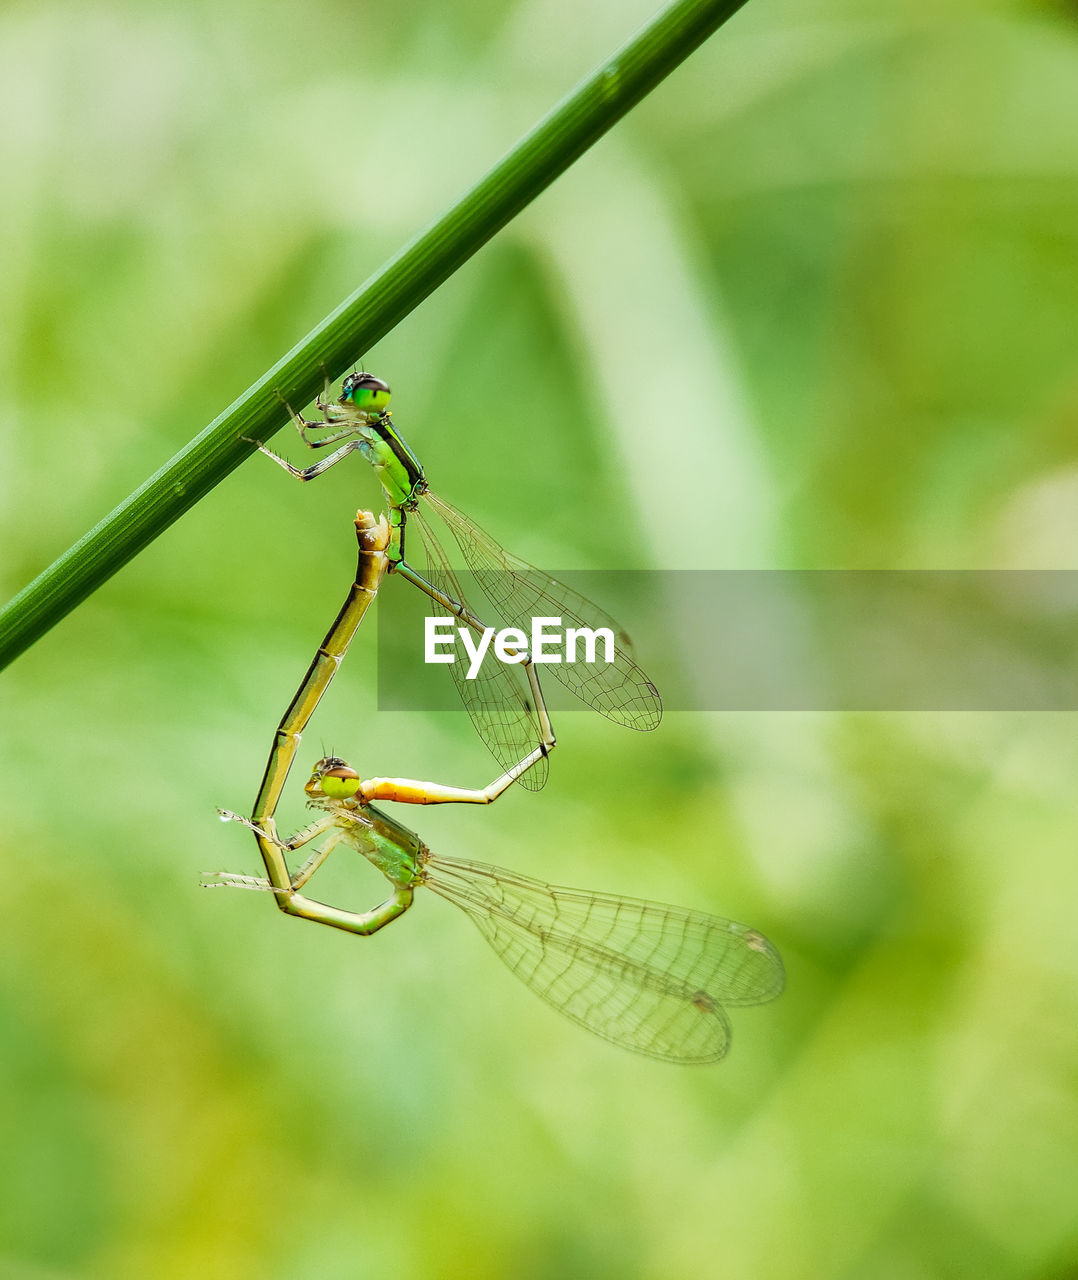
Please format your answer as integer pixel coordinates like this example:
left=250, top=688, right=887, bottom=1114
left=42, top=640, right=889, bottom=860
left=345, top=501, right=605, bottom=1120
left=210, top=372, right=783, bottom=1063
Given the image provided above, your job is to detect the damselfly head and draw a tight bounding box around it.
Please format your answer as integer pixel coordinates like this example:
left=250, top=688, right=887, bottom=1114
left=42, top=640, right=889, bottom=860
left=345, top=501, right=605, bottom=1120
left=306, top=757, right=361, bottom=801
left=339, top=372, right=391, bottom=416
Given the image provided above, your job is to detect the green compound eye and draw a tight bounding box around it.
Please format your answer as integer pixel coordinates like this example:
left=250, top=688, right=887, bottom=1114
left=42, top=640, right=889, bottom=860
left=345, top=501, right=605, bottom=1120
left=321, top=767, right=361, bottom=799
left=340, top=372, right=391, bottom=415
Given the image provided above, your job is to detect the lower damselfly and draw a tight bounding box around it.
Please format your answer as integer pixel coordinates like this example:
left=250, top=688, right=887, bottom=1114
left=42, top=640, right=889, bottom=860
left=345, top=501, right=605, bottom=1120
left=211, top=756, right=784, bottom=1065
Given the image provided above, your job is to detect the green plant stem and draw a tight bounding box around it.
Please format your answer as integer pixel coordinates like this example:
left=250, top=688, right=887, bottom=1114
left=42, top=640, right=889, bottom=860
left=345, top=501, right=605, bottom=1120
left=0, top=0, right=749, bottom=671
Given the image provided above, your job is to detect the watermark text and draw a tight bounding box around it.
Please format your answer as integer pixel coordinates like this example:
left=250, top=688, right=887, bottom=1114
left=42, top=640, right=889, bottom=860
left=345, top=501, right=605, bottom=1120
left=425, top=616, right=615, bottom=679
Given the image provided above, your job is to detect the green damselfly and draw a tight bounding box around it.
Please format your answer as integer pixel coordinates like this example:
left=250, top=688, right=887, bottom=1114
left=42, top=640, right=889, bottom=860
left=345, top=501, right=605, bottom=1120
left=251, top=372, right=661, bottom=789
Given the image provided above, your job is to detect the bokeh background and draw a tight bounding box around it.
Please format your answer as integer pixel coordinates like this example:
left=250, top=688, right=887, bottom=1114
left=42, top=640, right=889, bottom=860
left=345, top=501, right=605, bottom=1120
left=3, top=0, right=1078, bottom=1275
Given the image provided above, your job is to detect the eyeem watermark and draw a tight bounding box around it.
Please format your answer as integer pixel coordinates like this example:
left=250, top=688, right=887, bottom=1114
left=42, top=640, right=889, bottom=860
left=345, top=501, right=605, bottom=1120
left=425, top=616, right=615, bottom=679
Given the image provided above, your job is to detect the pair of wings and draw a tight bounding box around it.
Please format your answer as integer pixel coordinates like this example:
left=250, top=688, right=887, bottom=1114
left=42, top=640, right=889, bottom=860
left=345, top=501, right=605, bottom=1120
left=411, top=492, right=662, bottom=791
left=423, top=854, right=784, bottom=1064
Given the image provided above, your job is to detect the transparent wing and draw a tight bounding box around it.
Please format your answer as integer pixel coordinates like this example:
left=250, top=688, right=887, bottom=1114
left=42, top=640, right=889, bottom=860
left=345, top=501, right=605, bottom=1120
left=423, top=492, right=662, bottom=732
left=412, top=510, right=548, bottom=792
left=423, top=855, right=784, bottom=1064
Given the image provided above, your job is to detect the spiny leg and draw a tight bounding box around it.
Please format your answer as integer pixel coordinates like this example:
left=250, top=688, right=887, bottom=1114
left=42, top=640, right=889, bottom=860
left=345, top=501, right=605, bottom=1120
left=219, top=808, right=338, bottom=855
left=246, top=436, right=365, bottom=481
left=281, top=383, right=358, bottom=448
left=287, top=407, right=359, bottom=450
left=213, top=814, right=345, bottom=891
left=202, top=870, right=290, bottom=896
left=211, top=810, right=413, bottom=936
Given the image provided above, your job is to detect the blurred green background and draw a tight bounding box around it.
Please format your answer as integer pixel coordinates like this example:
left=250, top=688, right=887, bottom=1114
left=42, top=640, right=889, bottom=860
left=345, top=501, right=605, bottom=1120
left=3, top=0, right=1078, bottom=1276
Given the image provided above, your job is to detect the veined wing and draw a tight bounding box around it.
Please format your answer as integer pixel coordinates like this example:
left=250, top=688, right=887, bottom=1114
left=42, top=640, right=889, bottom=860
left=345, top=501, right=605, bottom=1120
left=422, top=855, right=784, bottom=1064
left=422, top=491, right=662, bottom=732
left=412, top=509, right=548, bottom=792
